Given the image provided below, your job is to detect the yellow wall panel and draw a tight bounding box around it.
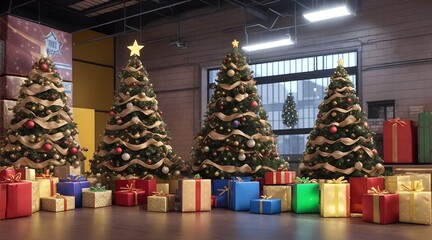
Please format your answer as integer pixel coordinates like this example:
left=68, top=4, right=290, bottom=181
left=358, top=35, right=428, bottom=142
left=73, top=108, right=95, bottom=172
left=73, top=30, right=114, bottom=66
left=95, top=111, right=110, bottom=150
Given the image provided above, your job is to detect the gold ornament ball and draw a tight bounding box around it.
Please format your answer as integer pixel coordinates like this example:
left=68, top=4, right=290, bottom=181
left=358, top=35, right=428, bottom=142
left=39, top=105, right=45, bottom=111
left=73, top=161, right=80, bottom=167
left=233, top=141, right=239, bottom=146
left=139, top=92, right=146, bottom=98
left=64, top=129, right=71, bottom=136
left=331, top=112, right=337, bottom=117
left=233, top=108, right=238, bottom=113
left=59, top=159, right=66, bottom=165
left=238, top=153, right=246, bottom=161
left=117, top=119, right=123, bottom=125
left=354, top=161, right=363, bottom=170
left=375, top=163, right=385, bottom=174
left=227, top=69, right=235, bottom=77
left=203, top=146, right=210, bottom=152
left=247, top=139, right=256, bottom=148
left=174, top=170, right=181, bottom=176
left=332, top=101, right=338, bottom=106
left=214, top=171, right=220, bottom=177
left=49, top=165, right=54, bottom=170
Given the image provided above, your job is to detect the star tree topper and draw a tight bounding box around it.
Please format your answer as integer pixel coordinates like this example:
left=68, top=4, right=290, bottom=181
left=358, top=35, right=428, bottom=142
left=128, top=40, right=144, bottom=56
left=232, top=39, right=239, bottom=48
left=338, top=59, right=344, bottom=66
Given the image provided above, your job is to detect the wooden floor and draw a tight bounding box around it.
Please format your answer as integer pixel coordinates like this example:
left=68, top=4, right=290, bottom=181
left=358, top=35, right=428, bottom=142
left=1, top=207, right=431, bottom=239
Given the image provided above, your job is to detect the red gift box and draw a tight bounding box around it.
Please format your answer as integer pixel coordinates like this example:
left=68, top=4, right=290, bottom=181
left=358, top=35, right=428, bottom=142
left=1, top=181, right=32, bottom=219
left=0, top=15, right=72, bottom=81
left=0, top=167, right=15, bottom=181
left=349, top=177, right=384, bottom=213
left=383, top=119, right=417, bottom=163
left=264, top=171, right=296, bottom=185
left=115, top=179, right=136, bottom=192
left=135, top=179, right=156, bottom=204
left=114, top=184, right=146, bottom=206
left=0, top=184, right=6, bottom=220
left=362, top=193, right=399, bottom=224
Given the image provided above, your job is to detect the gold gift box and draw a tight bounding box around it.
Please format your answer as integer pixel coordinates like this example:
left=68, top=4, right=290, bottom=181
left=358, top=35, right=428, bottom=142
left=24, top=180, right=40, bottom=213
left=41, top=195, right=75, bottom=212
left=406, top=173, right=431, bottom=191
left=147, top=194, right=175, bottom=212
left=36, top=177, right=59, bottom=198
left=82, top=190, right=112, bottom=208
left=156, top=183, right=170, bottom=194
left=320, top=183, right=350, bottom=217
left=263, top=185, right=291, bottom=212
left=399, top=191, right=431, bottom=225
left=385, top=175, right=411, bottom=194
left=178, top=179, right=211, bottom=212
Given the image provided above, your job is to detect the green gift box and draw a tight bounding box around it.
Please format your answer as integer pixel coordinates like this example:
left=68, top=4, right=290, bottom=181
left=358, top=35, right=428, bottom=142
left=419, top=112, right=432, bottom=163
left=292, top=183, right=320, bottom=213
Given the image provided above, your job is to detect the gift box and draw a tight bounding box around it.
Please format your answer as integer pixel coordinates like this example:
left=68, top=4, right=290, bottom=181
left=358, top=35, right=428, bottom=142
left=114, top=184, right=147, bottom=206
left=0, top=75, right=27, bottom=100
left=156, top=183, right=169, bottom=194
left=53, top=165, right=81, bottom=180
left=57, top=180, right=91, bottom=208
left=264, top=171, right=296, bottom=185
left=24, top=180, right=40, bottom=213
left=383, top=119, right=417, bottom=163
left=0, top=15, right=73, bottom=81
left=406, top=173, right=431, bottom=191
left=250, top=197, right=281, bottom=214
left=178, top=179, right=211, bottom=212
left=418, top=112, right=432, bottom=163
left=292, top=183, right=320, bottom=214
left=82, top=187, right=112, bottom=208
left=212, top=179, right=229, bottom=196
left=1, top=175, right=32, bottom=219
left=0, top=167, right=15, bottom=180
left=15, top=168, right=35, bottom=180
left=228, top=180, right=260, bottom=211
left=115, top=179, right=137, bottom=192
left=41, top=195, right=75, bottom=212
left=362, top=189, right=399, bottom=224
left=320, top=178, right=350, bottom=217
left=211, top=195, right=228, bottom=208
left=135, top=179, right=156, bottom=204
left=349, top=177, right=384, bottom=213
left=35, top=170, right=59, bottom=198
left=147, top=193, right=175, bottom=212
left=263, top=185, right=291, bottom=212
left=398, top=181, right=431, bottom=225
left=385, top=175, right=411, bottom=193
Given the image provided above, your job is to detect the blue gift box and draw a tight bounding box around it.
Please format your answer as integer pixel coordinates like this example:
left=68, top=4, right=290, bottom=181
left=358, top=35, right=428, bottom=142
left=228, top=180, right=259, bottom=211
left=250, top=198, right=281, bottom=214
left=212, top=195, right=228, bottom=208
left=212, top=179, right=229, bottom=196
left=57, top=181, right=90, bottom=208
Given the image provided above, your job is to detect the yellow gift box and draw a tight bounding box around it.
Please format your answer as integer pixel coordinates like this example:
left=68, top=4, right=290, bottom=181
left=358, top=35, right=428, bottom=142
left=41, top=195, right=75, bottom=212
left=36, top=177, right=59, bottom=198
left=385, top=175, right=411, bottom=194
left=320, top=177, right=350, bottom=217
left=24, top=180, right=40, bottom=213
left=263, top=185, right=291, bottom=212
left=147, top=193, right=175, bottom=212
left=156, top=183, right=170, bottom=194
left=82, top=190, right=112, bottom=208
left=398, top=181, right=431, bottom=225
left=406, top=173, right=431, bottom=191
left=156, top=179, right=178, bottom=194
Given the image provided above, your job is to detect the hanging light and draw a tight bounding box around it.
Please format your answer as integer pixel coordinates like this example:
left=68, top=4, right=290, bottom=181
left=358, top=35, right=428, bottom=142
left=303, top=5, right=352, bottom=22
left=242, top=37, right=295, bottom=52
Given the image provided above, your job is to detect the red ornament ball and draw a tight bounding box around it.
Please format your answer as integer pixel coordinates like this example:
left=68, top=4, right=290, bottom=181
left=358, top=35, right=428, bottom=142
left=114, top=147, right=123, bottom=155
left=212, top=152, right=218, bottom=157
left=68, top=147, right=78, bottom=155
left=346, top=98, right=352, bottom=103
left=108, top=111, right=115, bottom=117
left=42, top=142, right=53, bottom=151
left=40, top=63, right=49, bottom=72
left=250, top=100, right=258, bottom=108
left=372, top=149, right=378, bottom=155
left=146, top=159, right=152, bottom=165
left=24, top=120, right=35, bottom=129
left=329, top=126, right=338, bottom=134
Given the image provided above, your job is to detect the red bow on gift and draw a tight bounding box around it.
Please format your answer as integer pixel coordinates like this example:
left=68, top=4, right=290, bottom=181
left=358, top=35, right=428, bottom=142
left=3, top=173, right=22, bottom=183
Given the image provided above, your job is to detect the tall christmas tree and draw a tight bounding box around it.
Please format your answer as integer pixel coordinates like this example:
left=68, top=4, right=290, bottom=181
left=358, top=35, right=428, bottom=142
left=0, top=57, right=86, bottom=172
left=191, top=40, right=288, bottom=179
left=298, top=60, right=384, bottom=179
left=282, top=92, right=298, bottom=128
left=89, top=40, right=189, bottom=180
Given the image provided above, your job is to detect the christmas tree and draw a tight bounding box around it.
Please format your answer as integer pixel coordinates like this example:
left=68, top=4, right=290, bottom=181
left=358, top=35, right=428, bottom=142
left=191, top=40, right=288, bottom=179
left=282, top=92, right=298, bottom=128
left=89, top=40, right=189, bottom=180
left=298, top=59, right=384, bottom=179
left=0, top=57, right=86, bottom=172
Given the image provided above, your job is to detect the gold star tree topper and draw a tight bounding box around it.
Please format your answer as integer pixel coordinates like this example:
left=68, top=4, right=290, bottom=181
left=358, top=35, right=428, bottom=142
left=232, top=39, right=239, bottom=48
left=128, top=40, right=144, bottom=56
left=338, top=59, right=344, bottom=66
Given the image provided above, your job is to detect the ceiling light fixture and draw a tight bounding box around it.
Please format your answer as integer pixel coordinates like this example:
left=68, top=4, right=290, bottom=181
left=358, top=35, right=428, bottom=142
left=303, top=5, right=352, bottom=22
left=242, top=38, right=295, bottom=52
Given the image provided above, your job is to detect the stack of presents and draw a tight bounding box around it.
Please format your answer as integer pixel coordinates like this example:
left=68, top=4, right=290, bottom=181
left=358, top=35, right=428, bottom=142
left=1, top=165, right=431, bottom=225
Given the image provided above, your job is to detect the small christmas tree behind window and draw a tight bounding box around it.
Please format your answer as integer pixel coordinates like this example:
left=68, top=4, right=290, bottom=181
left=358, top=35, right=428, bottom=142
left=282, top=92, right=298, bottom=128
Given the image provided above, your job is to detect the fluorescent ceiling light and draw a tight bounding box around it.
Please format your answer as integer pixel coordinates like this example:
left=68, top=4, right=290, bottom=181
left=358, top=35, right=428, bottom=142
left=242, top=38, right=295, bottom=52
left=303, top=5, right=352, bottom=22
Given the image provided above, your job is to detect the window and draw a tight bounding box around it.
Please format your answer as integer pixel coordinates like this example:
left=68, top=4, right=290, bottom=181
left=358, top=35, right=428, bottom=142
left=207, top=51, right=359, bottom=161
left=367, top=100, right=395, bottom=158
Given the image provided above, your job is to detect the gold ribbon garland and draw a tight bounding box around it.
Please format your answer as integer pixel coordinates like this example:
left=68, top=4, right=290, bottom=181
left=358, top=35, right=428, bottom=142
left=117, top=108, right=155, bottom=118
left=219, top=80, right=255, bottom=91
left=319, top=105, right=362, bottom=120
left=230, top=62, right=249, bottom=71
left=21, top=84, right=64, bottom=95
left=317, top=115, right=360, bottom=129
left=5, top=157, right=63, bottom=169
left=28, top=69, right=62, bottom=84
left=225, top=93, right=249, bottom=102
left=105, top=117, right=162, bottom=131
left=97, top=158, right=174, bottom=172
left=303, top=145, right=374, bottom=161
left=302, top=162, right=378, bottom=176
left=17, top=96, right=64, bottom=108
left=207, top=129, right=274, bottom=143
left=211, top=112, right=258, bottom=122
left=116, top=93, right=156, bottom=104
left=312, top=136, right=372, bottom=146
left=191, top=159, right=275, bottom=173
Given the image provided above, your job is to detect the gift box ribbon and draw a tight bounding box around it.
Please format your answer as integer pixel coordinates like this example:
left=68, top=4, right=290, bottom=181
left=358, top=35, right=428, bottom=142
left=217, top=186, right=229, bottom=196
left=259, top=195, right=272, bottom=213
left=90, top=186, right=106, bottom=192
left=326, top=176, right=347, bottom=184
left=367, top=186, right=389, bottom=195
left=195, top=180, right=202, bottom=211
left=388, top=119, right=407, bottom=163
left=151, top=191, right=168, bottom=196
left=3, top=173, right=22, bottom=183
left=401, top=180, right=424, bottom=222
left=36, top=169, right=56, bottom=197
left=61, top=174, right=85, bottom=182
left=294, top=176, right=317, bottom=184
left=368, top=187, right=390, bottom=223
left=120, top=184, right=143, bottom=206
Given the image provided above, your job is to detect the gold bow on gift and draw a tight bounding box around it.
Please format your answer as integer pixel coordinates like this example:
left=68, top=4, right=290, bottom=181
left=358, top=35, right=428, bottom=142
left=4, top=173, right=22, bottom=183
left=367, top=186, right=389, bottom=195
left=294, top=176, right=317, bottom=184
left=402, top=180, right=425, bottom=192
left=36, top=169, right=53, bottom=179
left=326, top=176, right=348, bottom=184
left=388, top=118, right=407, bottom=127
left=217, top=186, right=229, bottom=196
left=120, top=184, right=142, bottom=192
left=261, top=195, right=272, bottom=199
